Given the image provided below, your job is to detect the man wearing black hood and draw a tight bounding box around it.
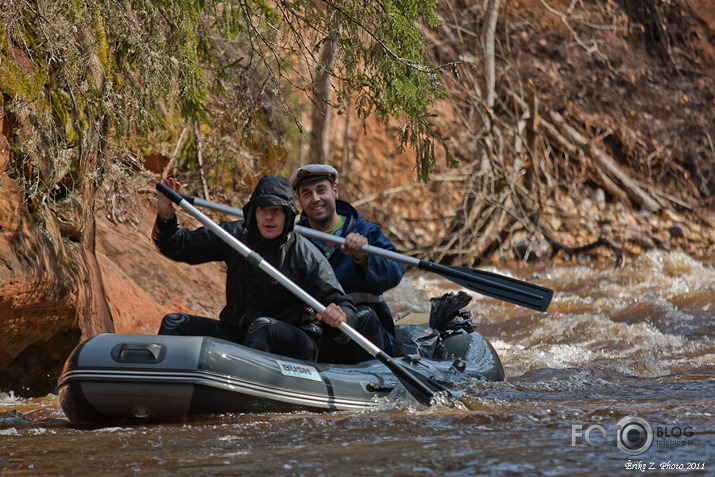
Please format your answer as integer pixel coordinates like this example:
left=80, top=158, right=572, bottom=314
left=152, top=176, right=357, bottom=361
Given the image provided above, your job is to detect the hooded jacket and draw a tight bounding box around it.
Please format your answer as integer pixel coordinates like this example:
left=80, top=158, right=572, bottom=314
left=153, top=175, right=357, bottom=335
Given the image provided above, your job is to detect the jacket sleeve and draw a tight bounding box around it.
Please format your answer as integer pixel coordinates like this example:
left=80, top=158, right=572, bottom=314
left=341, top=222, right=405, bottom=295
left=152, top=215, right=234, bottom=265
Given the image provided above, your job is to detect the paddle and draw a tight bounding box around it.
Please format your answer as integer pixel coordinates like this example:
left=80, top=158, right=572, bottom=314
left=178, top=193, right=554, bottom=312
left=157, top=182, right=450, bottom=405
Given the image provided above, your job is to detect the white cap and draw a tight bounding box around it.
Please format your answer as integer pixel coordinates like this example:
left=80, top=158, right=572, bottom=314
left=289, top=164, right=338, bottom=189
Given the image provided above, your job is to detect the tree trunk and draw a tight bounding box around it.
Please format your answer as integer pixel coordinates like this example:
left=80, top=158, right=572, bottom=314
left=308, top=37, right=337, bottom=164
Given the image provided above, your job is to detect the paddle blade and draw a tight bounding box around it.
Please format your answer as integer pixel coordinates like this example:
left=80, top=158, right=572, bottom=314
left=378, top=352, right=452, bottom=405
left=419, top=261, right=553, bottom=312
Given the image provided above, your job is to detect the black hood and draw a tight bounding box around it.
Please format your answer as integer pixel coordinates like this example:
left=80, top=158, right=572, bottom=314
left=243, top=175, right=297, bottom=241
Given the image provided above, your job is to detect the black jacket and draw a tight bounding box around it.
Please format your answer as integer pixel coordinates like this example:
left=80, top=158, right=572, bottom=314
left=152, top=175, right=357, bottom=335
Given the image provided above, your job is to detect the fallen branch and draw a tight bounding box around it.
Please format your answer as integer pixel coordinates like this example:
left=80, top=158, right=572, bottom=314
left=351, top=172, right=468, bottom=208
left=549, top=111, right=662, bottom=212
left=193, top=121, right=210, bottom=200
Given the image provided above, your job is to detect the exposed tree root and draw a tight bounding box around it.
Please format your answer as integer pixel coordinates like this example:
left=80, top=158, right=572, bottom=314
left=541, top=229, right=624, bottom=271
left=419, top=1, right=712, bottom=268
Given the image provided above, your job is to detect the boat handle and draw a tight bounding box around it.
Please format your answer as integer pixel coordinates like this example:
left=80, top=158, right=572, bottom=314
left=111, top=343, right=167, bottom=364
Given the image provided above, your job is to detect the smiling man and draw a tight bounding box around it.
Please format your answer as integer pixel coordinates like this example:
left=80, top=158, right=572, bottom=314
left=152, top=175, right=357, bottom=361
left=289, top=164, right=405, bottom=363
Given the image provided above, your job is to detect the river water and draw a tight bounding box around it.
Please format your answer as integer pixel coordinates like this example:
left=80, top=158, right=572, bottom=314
left=2, top=250, right=713, bottom=476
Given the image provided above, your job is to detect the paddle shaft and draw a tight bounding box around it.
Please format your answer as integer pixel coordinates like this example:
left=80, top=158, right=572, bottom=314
left=184, top=195, right=413, bottom=261
left=181, top=194, right=553, bottom=311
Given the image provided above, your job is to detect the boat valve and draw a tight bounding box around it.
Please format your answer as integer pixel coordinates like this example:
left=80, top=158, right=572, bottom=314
left=450, top=359, right=467, bottom=374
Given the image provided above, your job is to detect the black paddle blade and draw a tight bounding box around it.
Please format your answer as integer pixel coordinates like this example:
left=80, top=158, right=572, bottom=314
left=379, top=352, right=452, bottom=405
left=419, top=261, right=553, bottom=312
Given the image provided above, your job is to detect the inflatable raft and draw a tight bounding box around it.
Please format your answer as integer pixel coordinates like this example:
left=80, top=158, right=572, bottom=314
left=57, top=324, right=504, bottom=424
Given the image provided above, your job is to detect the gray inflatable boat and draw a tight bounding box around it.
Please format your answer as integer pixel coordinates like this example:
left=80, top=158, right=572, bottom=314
left=57, top=325, right=504, bottom=424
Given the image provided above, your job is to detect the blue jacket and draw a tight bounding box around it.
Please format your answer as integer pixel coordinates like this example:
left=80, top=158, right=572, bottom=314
left=297, top=200, right=405, bottom=344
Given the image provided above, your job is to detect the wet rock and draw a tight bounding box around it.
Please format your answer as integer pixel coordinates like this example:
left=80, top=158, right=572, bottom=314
left=668, top=223, right=685, bottom=239
left=547, top=216, right=562, bottom=231
left=512, top=237, right=551, bottom=261
left=590, top=188, right=606, bottom=205
left=579, top=198, right=593, bottom=211
left=625, top=224, right=655, bottom=249
left=662, top=209, right=684, bottom=223
left=0, top=410, right=32, bottom=428
left=652, top=230, right=671, bottom=249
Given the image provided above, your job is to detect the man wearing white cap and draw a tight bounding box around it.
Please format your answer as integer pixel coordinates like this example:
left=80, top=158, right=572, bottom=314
left=289, top=164, right=405, bottom=363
